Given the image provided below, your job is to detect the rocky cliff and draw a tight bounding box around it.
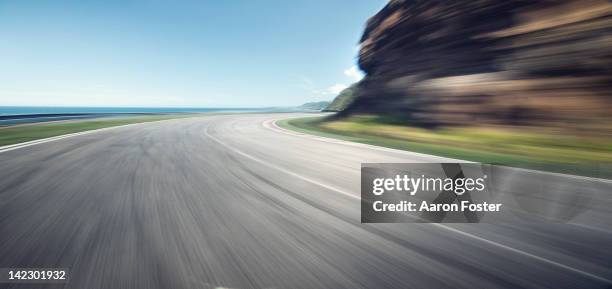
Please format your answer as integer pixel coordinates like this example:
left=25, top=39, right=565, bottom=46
left=345, top=0, right=612, bottom=132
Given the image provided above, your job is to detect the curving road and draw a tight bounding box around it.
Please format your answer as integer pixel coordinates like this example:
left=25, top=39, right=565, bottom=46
left=0, top=113, right=611, bottom=289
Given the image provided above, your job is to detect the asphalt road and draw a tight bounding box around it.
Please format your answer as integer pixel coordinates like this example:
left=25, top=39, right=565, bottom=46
left=0, top=113, right=611, bottom=289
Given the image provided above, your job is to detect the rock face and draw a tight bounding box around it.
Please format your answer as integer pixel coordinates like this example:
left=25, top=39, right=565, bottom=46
left=347, top=0, right=612, bottom=131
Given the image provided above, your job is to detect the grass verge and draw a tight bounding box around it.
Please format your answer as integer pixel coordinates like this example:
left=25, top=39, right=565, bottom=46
left=277, top=115, right=612, bottom=178
left=0, top=114, right=196, bottom=147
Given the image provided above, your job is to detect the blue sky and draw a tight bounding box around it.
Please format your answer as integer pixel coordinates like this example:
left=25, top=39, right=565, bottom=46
left=0, top=1, right=386, bottom=107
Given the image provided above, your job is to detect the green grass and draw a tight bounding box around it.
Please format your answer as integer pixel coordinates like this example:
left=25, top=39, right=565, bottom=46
left=0, top=114, right=196, bottom=147
left=278, top=115, right=612, bottom=178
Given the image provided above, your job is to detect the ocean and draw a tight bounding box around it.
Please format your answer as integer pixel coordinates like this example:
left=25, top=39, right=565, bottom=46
left=0, top=106, right=286, bottom=126
left=0, top=106, right=269, bottom=116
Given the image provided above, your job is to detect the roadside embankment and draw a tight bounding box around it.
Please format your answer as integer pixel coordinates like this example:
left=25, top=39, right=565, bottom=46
left=0, top=114, right=196, bottom=147
left=278, top=115, right=612, bottom=178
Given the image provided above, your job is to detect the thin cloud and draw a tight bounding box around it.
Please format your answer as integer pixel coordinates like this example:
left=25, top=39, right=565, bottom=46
left=344, top=65, right=364, bottom=82
left=327, top=84, right=348, bottom=94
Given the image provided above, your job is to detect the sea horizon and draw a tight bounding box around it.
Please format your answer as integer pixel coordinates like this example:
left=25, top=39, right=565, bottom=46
left=0, top=106, right=279, bottom=116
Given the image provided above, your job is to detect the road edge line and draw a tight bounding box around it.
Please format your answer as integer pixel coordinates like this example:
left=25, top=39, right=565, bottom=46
left=269, top=117, right=612, bottom=184
left=252, top=118, right=612, bottom=284
left=0, top=118, right=182, bottom=154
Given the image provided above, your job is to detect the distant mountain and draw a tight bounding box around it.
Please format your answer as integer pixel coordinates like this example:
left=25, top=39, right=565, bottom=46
left=323, top=83, right=358, bottom=112
left=298, top=101, right=331, bottom=111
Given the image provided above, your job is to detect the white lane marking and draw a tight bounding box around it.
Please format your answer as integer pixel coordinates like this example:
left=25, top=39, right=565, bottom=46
left=268, top=117, right=612, bottom=184
left=208, top=122, right=612, bottom=285
left=0, top=120, right=169, bottom=154
left=204, top=125, right=356, bottom=200
left=438, top=225, right=612, bottom=284
left=263, top=118, right=462, bottom=162
left=0, top=127, right=119, bottom=154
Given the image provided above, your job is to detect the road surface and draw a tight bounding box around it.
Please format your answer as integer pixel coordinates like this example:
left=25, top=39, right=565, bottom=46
left=0, top=113, right=610, bottom=289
